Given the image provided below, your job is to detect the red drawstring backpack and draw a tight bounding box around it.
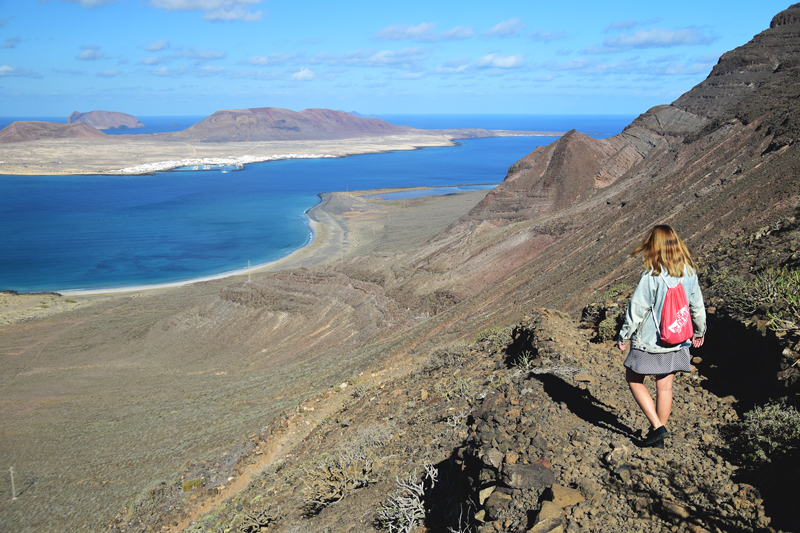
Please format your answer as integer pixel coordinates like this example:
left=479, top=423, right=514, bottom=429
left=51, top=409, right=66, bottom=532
left=652, top=272, right=694, bottom=346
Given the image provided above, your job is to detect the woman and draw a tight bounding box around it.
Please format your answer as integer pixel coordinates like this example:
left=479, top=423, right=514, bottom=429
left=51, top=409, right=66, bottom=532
left=617, top=225, right=706, bottom=447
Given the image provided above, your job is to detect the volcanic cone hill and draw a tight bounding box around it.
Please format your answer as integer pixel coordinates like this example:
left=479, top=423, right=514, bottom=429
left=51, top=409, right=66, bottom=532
left=68, top=110, right=144, bottom=130
left=164, top=107, right=414, bottom=142
left=3, top=5, right=800, bottom=533
left=0, top=120, right=106, bottom=143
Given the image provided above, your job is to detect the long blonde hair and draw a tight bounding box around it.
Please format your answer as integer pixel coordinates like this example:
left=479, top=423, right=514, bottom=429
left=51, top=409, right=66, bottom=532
left=631, top=225, right=697, bottom=276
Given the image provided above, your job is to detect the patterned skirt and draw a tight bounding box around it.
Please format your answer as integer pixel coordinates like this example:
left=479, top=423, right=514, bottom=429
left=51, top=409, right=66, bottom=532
left=624, top=346, right=691, bottom=376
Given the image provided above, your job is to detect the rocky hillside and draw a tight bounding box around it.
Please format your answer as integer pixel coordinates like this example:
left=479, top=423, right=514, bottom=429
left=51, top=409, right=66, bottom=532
left=109, top=7, right=800, bottom=532
left=68, top=110, right=144, bottom=130
left=165, top=107, right=413, bottom=142
left=111, top=251, right=795, bottom=533
left=0, top=120, right=106, bottom=143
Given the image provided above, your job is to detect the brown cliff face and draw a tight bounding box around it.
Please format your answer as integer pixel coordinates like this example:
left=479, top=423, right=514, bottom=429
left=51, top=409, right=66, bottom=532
left=0, top=121, right=106, bottom=143
left=165, top=107, right=413, bottom=142
left=67, top=110, right=144, bottom=130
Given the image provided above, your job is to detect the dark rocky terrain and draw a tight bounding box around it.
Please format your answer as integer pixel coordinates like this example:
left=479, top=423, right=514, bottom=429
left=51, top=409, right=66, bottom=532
left=0, top=120, right=106, bottom=143
left=68, top=110, right=145, bottom=130
left=2, top=5, right=800, bottom=533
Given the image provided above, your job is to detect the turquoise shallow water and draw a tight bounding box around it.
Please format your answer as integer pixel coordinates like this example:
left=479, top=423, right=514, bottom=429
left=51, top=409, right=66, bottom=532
left=0, top=115, right=634, bottom=292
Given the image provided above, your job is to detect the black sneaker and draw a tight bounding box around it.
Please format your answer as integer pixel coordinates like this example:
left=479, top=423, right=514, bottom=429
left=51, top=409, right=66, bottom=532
left=642, top=426, right=669, bottom=446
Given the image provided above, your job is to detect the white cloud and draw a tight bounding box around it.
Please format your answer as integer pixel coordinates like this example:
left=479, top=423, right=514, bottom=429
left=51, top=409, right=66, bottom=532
left=2, top=37, right=20, bottom=49
left=146, top=39, right=170, bottom=52
left=227, top=69, right=285, bottom=80
left=140, top=56, right=163, bottom=65
left=76, top=46, right=107, bottom=60
left=0, top=65, right=42, bottom=78
left=484, top=18, right=525, bottom=37
left=546, top=55, right=715, bottom=76
left=204, top=7, right=261, bottom=21
left=242, top=53, right=301, bottom=66
left=292, top=67, right=315, bottom=81
left=312, top=47, right=430, bottom=70
left=196, top=65, right=225, bottom=76
left=529, top=29, right=566, bottom=42
left=650, top=54, right=680, bottom=63
left=170, top=47, right=226, bottom=65
left=474, top=53, right=525, bottom=69
left=604, top=18, right=663, bottom=32
left=96, top=70, right=121, bottom=77
left=605, top=20, right=637, bottom=31
left=377, top=22, right=473, bottom=42
left=152, top=66, right=187, bottom=77
left=52, top=68, right=86, bottom=75
left=603, top=27, right=715, bottom=49
left=149, top=0, right=263, bottom=22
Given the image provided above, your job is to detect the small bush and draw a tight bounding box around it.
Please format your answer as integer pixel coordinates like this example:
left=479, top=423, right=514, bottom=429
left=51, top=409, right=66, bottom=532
left=352, top=383, right=370, bottom=398
left=424, top=343, right=467, bottom=371
left=131, top=480, right=170, bottom=515
left=721, top=266, right=800, bottom=324
left=737, top=399, right=800, bottom=463
left=435, top=377, right=476, bottom=402
left=376, top=465, right=438, bottom=533
left=473, top=326, right=512, bottom=350
left=302, top=455, right=374, bottom=511
left=301, top=423, right=391, bottom=511
left=234, top=504, right=281, bottom=533
left=512, top=350, right=536, bottom=370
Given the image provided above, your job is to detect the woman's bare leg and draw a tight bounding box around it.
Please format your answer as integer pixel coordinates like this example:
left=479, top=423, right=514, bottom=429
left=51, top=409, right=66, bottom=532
left=654, top=373, right=675, bottom=427
left=626, top=367, right=663, bottom=429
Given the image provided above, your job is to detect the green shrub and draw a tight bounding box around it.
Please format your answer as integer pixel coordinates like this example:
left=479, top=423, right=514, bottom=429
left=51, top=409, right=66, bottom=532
left=424, top=343, right=467, bottom=371
left=376, top=465, right=438, bottom=533
left=737, top=399, right=800, bottom=463
left=722, top=266, right=800, bottom=324
left=435, top=376, right=476, bottom=402
left=473, top=326, right=512, bottom=349
left=512, top=350, right=536, bottom=371
left=301, top=455, right=373, bottom=510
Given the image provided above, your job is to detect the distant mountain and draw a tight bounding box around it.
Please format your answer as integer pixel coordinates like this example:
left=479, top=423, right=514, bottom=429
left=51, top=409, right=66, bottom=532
left=0, top=121, right=106, bottom=143
left=165, top=107, right=411, bottom=142
left=68, top=110, right=144, bottom=130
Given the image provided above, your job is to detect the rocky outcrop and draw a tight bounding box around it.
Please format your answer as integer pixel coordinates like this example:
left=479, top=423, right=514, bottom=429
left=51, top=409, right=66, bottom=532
left=0, top=121, right=106, bottom=143
left=67, top=110, right=144, bottom=130
left=165, top=107, right=413, bottom=142
left=462, top=3, right=800, bottom=229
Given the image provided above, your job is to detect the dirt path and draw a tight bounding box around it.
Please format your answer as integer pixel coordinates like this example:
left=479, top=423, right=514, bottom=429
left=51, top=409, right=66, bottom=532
left=172, top=392, right=347, bottom=531
left=171, top=362, right=418, bottom=532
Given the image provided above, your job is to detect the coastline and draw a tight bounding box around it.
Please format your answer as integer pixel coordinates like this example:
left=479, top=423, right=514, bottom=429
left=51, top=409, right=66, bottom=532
left=0, top=186, right=491, bottom=324
left=0, top=130, right=560, bottom=176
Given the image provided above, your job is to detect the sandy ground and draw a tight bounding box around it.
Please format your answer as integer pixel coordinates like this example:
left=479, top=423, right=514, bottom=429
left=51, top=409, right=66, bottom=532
left=0, top=130, right=561, bottom=176
left=0, top=133, right=460, bottom=176
left=0, top=187, right=490, bottom=325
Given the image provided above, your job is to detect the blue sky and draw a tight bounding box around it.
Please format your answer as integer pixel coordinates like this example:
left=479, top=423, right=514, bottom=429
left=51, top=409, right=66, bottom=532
left=0, top=0, right=791, bottom=117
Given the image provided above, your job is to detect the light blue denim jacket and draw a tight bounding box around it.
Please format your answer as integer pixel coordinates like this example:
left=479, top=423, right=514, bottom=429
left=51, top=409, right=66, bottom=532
left=618, top=268, right=706, bottom=353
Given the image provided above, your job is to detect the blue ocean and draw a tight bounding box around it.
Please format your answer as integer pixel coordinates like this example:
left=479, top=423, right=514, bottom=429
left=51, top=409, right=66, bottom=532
left=0, top=115, right=635, bottom=292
